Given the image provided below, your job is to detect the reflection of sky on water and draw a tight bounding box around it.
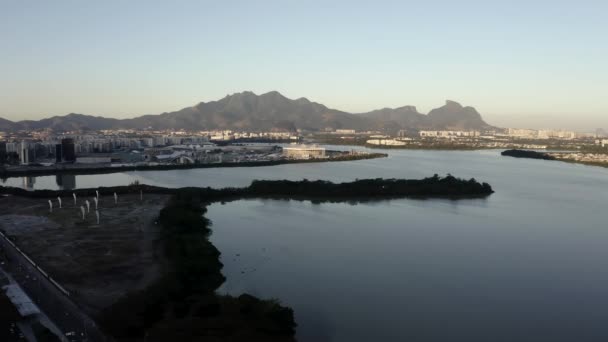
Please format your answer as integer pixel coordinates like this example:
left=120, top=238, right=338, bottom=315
left=3, top=148, right=608, bottom=341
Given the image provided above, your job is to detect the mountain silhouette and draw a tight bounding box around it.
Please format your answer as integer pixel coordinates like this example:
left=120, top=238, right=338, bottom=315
left=0, top=92, right=494, bottom=133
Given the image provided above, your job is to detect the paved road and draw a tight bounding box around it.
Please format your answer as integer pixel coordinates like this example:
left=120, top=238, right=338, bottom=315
left=0, top=233, right=111, bottom=342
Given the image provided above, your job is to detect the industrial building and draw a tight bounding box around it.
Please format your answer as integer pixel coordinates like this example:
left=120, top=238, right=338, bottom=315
left=282, top=145, right=326, bottom=159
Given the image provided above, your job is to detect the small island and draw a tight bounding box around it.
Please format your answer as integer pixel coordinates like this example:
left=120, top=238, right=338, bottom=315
left=501, top=149, right=555, bottom=160
left=501, top=149, right=608, bottom=168
left=0, top=176, right=493, bottom=341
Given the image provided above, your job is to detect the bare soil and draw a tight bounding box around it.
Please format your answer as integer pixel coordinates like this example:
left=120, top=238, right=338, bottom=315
left=0, top=193, right=170, bottom=316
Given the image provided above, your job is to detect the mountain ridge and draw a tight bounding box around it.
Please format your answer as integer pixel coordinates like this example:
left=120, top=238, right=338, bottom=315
left=0, top=91, right=495, bottom=133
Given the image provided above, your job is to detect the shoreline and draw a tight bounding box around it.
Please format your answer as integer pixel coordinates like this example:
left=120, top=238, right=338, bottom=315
left=501, top=149, right=608, bottom=169
left=0, top=152, right=387, bottom=178
left=0, top=176, right=495, bottom=200
left=0, top=176, right=493, bottom=341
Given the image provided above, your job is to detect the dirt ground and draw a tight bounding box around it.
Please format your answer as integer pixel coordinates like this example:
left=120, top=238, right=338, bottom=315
left=0, top=193, right=171, bottom=316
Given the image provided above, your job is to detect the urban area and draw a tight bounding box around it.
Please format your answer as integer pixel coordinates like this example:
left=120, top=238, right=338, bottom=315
left=1, top=127, right=608, bottom=172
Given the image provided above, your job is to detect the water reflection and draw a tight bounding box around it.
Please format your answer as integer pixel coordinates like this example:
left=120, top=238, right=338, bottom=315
left=209, top=196, right=608, bottom=342
left=22, top=176, right=36, bottom=190
left=55, top=174, right=76, bottom=190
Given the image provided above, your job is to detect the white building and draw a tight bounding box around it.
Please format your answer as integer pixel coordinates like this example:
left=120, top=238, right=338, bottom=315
left=19, top=141, right=29, bottom=164
left=420, top=130, right=480, bottom=138
left=282, top=145, right=326, bottom=159
left=336, top=129, right=356, bottom=134
left=6, top=142, right=17, bottom=153
left=507, top=128, right=538, bottom=138
left=366, top=139, right=407, bottom=146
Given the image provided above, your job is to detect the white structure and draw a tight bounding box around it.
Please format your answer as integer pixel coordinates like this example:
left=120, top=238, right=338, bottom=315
left=57, top=197, right=62, bottom=208
left=93, top=197, right=98, bottom=210
left=80, top=206, right=86, bottom=220
left=366, top=139, right=407, bottom=146
left=506, top=128, right=538, bottom=138
left=282, top=145, right=326, bottom=159
left=420, top=130, right=481, bottom=138
left=96, top=190, right=99, bottom=199
left=336, top=129, right=356, bottom=134
left=85, top=200, right=90, bottom=213
left=48, top=200, right=53, bottom=213
left=19, top=141, right=29, bottom=165
left=96, top=210, right=100, bottom=225
left=114, top=192, right=118, bottom=204
left=73, top=193, right=77, bottom=205
left=3, top=284, right=41, bottom=316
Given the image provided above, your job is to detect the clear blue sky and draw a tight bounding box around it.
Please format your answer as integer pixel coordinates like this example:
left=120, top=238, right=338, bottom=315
left=1, top=0, right=606, bottom=129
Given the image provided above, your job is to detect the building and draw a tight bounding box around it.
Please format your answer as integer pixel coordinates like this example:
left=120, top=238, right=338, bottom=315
left=5, top=142, right=17, bottom=153
left=366, top=138, right=407, bottom=146
left=336, top=129, right=356, bottom=134
left=19, top=141, right=29, bottom=165
left=55, top=144, right=63, bottom=163
left=0, top=141, right=6, bottom=164
left=420, top=130, right=481, bottom=138
left=282, top=145, right=326, bottom=159
left=61, top=138, right=76, bottom=162
left=506, top=128, right=538, bottom=138
left=596, top=139, right=608, bottom=147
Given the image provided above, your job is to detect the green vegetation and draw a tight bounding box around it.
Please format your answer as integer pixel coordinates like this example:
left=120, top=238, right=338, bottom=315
left=0, top=175, right=494, bottom=201
left=97, top=191, right=296, bottom=341
left=501, top=149, right=608, bottom=169
left=246, top=176, right=493, bottom=199
left=0, top=176, right=493, bottom=341
left=501, top=149, right=555, bottom=160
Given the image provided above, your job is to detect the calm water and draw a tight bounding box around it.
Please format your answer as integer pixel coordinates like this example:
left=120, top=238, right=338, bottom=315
left=4, top=149, right=608, bottom=341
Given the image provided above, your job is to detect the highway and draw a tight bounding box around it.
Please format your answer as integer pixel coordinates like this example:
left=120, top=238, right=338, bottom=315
left=0, top=231, right=111, bottom=342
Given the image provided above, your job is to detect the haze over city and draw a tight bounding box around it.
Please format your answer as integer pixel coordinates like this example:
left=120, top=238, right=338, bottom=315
left=1, top=0, right=607, bottom=129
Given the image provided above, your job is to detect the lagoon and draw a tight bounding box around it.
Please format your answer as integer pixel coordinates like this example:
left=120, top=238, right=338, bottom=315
left=4, top=148, right=608, bottom=341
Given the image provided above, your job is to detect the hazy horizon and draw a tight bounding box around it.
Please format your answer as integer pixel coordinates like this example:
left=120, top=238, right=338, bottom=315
left=1, top=0, right=606, bottom=130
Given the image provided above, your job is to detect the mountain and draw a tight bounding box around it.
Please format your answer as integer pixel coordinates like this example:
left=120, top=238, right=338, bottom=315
left=0, top=117, right=15, bottom=131
left=118, top=91, right=366, bottom=132
left=14, top=113, right=123, bottom=132
left=359, top=105, right=428, bottom=132
left=426, top=100, right=491, bottom=130
left=0, top=92, right=494, bottom=133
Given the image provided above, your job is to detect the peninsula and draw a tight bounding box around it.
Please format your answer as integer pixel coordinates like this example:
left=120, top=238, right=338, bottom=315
left=0, top=176, right=493, bottom=341
left=502, top=149, right=608, bottom=168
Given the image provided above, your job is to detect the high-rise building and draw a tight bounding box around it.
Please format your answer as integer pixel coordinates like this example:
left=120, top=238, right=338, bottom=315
left=55, top=144, right=63, bottom=163
left=61, top=138, right=76, bottom=162
left=20, top=141, right=29, bottom=165
left=0, top=141, right=6, bottom=164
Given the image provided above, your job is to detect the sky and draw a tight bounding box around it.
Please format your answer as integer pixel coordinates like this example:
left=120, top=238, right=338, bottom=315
left=1, top=0, right=607, bottom=130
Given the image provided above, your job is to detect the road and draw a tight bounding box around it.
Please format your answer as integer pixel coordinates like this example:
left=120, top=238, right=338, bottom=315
left=0, top=232, right=111, bottom=342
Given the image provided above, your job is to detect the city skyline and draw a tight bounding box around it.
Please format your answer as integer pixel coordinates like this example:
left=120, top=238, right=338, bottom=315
left=1, top=0, right=607, bottom=130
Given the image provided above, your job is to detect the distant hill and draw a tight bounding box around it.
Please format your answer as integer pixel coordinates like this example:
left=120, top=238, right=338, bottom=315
left=0, top=91, right=495, bottom=133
